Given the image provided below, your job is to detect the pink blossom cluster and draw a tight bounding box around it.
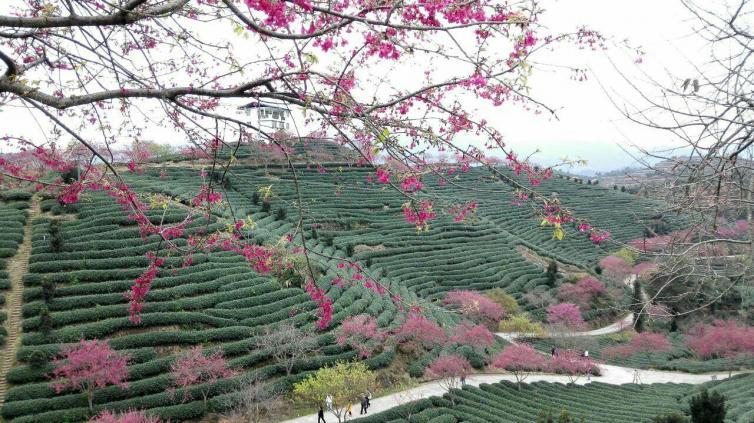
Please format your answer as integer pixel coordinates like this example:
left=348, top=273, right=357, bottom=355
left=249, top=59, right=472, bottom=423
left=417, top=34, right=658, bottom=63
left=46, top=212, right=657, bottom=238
left=548, top=349, right=598, bottom=381
left=443, top=290, right=506, bottom=328
left=425, top=354, right=471, bottom=381
left=602, top=332, right=672, bottom=359
left=306, top=280, right=334, bottom=329
left=546, top=303, right=585, bottom=330
left=90, top=410, right=160, bottom=423
left=400, top=175, right=424, bottom=192
left=51, top=340, right=130, bottom=395
left=335, top=314, right=388, bottom=358
left=170, top=346, right=235, bottom=402
left=588, top=230, right=611, bottom=245
left=598, top=255, right=632, bottom=278
left=685, top=320, right=754, bottom=360
left=717, top=220, right=748, bottom=238
left=491, top=343, right=548, bottom=382
left=191, top=184, right=223, bottom=207
left=403, top=200, right=436, bottom=230
left=450, top=202, right=477, bottom=222
left=449, top=322, right=494, bottom=350
left=556, top=277, right=606, bottom=310
left=392, top=314, right=447, bottom=355
left=126, top=252, right=164, bottom=324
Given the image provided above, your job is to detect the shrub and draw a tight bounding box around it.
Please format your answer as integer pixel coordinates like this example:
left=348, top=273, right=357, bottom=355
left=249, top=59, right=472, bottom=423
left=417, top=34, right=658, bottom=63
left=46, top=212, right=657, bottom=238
left=498, top=314, right=544, bottom=336
left=688, top=389, right=726, bottom=423
left=653, top=413, right=690, bottom=423
left=485, top=288, right=519, bottom=314
left=1, top=190, right=32, bottom=201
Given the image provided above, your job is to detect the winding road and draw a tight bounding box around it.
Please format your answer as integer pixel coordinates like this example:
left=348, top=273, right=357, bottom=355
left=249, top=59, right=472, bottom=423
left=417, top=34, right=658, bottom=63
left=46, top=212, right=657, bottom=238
left=280, top=274, right=749, bottom=423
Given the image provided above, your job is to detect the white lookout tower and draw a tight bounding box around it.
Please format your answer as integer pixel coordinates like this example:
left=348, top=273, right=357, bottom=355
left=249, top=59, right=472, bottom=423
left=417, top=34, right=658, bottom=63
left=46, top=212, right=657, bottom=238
left=239, top=101, right=292, bottom=133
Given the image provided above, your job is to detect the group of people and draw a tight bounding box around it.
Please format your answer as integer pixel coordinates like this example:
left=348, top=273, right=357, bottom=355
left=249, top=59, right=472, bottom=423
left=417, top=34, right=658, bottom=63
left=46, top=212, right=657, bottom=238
left=316, top=393, right=371, bottom=422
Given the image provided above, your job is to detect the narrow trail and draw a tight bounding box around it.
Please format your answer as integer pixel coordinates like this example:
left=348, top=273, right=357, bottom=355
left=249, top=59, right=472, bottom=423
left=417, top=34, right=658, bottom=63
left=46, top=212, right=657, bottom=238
left=0, top=199, right=38, bottom=404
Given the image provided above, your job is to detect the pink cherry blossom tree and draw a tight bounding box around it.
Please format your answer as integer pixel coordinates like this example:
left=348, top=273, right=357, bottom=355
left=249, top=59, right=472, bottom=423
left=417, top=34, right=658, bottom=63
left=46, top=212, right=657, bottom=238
left=548, top=349, right=597, bottom=384
left=444, top=290, right=507, bottom=329
left=598, top=256, right=633, bottom=281
left=89, top=410, right=160, bottom=423
left=556, top=277, right=606, bottom=310
left=602, top=332, right=672, bottom=366
left=335, top=314, right=388, bottom=358
left=425, top=354, right=472, bottom=403
left=546, top=303, right=586, bottom=331
left=50, top=339, right=130, bottom=413
left=448, top=322, right=495, bottom=356
left=685, top=320, right=754, bottom=376
left=170, top=346, right=236, bottom=407
left=392, top=314, right=447, bottom=357
left=0, top=0, right=613, bottom=326
left=546, top=303, right=586, bottom=350
left=491, top=343, right=548, bottom=389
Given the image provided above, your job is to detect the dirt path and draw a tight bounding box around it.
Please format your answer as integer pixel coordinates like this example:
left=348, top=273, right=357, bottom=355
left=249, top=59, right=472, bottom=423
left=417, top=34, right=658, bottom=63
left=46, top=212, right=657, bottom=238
left=0, top=199, right=38, bottom=404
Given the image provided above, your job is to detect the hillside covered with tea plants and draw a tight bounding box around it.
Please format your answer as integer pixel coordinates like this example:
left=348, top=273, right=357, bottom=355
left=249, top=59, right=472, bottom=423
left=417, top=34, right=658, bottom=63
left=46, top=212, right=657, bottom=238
left=0, top=164, right=695, bottom=422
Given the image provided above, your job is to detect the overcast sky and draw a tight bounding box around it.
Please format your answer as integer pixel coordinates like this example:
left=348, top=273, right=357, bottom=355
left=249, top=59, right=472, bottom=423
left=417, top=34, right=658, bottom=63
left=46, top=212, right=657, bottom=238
left=484, top=0, right=708, bottom=174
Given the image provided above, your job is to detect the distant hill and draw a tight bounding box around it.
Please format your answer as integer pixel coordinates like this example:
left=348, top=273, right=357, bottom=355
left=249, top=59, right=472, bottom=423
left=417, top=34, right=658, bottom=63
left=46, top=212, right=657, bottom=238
left=152, top=137, right=359, bottom=166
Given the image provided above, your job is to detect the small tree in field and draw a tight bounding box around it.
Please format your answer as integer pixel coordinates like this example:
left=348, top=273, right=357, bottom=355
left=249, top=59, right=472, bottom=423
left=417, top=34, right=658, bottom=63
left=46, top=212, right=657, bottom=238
left=293, top=361, right=376, bottom=423
left=443, top=291, right=506, bottom=329
left=256, top=322, right=320, bottom=376
left=170, top=346, right=235, bottom=407
left=602, top=332, right=672, bottom=366
left=425, top=355, right=472, bottom=404
left=549, top=349, right=596, bottom=384
left=491, top=343, right=548, bottom=389
left=89, top=410, right=160, bottom=423
left=336, top=314, right=388, bottom=358
left=223, top=374, right=282, bottom=423
left=50, top=339, right=129, bottom=413
left=392, top=314, right=447, bottom=357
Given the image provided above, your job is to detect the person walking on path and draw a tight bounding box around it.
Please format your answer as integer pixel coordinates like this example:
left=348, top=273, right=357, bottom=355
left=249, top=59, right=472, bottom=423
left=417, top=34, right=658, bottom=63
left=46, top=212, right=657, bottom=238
left=345, top=403, right=353, bottom=420
left=325, top=394, right=333, bottom=411
left=366, top=392, right=371, bottom=410
left=551, top=347, right=556, bottom=356
left=632, top=368, right=642, bottom=384
left=460, top=375, right=466, bottom=386
left=317, top=406, right=327, bottom=423
left=360, top=396, right=368, bottom=415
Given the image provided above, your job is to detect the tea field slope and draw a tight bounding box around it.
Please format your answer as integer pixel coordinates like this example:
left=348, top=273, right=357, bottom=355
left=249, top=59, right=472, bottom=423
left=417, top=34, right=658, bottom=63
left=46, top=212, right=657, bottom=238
left=0, top=194, right=406, bottom=423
